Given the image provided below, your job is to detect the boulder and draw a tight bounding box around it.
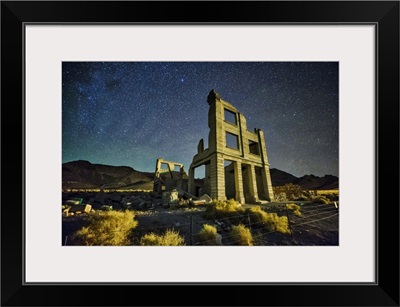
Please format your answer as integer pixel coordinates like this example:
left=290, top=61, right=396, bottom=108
left=192, top=200, right=206, bottom=206
left=101, top=205, right=113, bottom=211
left=108, top=194, right=121, bottom=203
left=162, top=189, right=179, bottom=206
left=199, top=194, right=212, bottom=204
left=94, top=191, right=107, bottom=204
left=132, top=197, right=145, bottom=205
left=69, top=204, right=92, bottom=214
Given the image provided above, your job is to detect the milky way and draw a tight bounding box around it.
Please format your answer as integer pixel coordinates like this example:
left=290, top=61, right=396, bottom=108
left=62, top=62, right=338, bottom=177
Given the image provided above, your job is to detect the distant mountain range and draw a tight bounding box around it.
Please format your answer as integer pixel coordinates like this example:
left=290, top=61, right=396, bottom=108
left=62, top=160, right=154, bottom=190
left=269, top=168, right=338, bottom=190
left=62, top=160, right=338, bottom=191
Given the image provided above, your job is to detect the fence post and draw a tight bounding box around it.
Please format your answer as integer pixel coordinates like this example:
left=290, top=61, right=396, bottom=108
left=64, top=236, right=68, bottom=246
left=315, top=204, right=320, bottom=217
left=285, top=205, right=294, bottom=240
left=189, top=215, right=193, bottom=245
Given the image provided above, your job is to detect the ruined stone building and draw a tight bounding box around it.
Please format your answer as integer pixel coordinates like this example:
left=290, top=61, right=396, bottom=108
left=187, top=90, right=274, bottom=203
left=153, top=158, right=188, bottom=194
left=154, top=90, right=274, bottom=204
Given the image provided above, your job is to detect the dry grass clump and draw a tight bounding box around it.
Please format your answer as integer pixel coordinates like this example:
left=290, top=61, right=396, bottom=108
left=140, top=229, right=185, bottom=246
left=230, top=224, right=253, bottom=246
left=312, top=196, right=330, bottom=204
left=74, top=210, right=138, bottom=246
left=265, top=212, right=291, bottom=234
left=246, top=206, right=269, bottom=224
left=197, top=224, right=218, bottom=245
left=246, top=206, right=290, bottom=234
left=204, top=199, right=245, bottom=220
left=273, top=183, right=304, bottom=201
left=286, top=203, right=302, bottom=217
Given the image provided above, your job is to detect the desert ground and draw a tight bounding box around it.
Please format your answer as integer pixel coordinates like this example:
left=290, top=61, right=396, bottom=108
left=62, top=191, right=339, bottom=246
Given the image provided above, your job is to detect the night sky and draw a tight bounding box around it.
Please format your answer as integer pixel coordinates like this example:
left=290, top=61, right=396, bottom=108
left=62, top=62, right=338, bottom=178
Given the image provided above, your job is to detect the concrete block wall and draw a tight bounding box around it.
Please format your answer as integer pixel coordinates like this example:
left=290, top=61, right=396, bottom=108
left=189, top=90, right=275, bottom=203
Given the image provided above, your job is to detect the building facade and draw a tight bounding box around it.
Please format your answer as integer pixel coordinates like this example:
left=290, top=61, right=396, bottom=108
left=188, top=90, right=274, bottom=203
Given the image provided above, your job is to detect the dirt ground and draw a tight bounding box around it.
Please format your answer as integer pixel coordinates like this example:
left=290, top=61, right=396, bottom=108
left=62, top=191, right=338, bottom=246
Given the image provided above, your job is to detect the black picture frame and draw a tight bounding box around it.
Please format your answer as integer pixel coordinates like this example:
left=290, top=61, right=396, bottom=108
left=1, top=1, right=399, bottom=306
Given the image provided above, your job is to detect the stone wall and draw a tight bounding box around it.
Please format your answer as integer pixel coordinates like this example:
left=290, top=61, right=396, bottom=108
left=189, top=90, right=275, bottom=203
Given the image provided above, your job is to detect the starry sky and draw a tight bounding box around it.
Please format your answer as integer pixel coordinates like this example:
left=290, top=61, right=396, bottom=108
left=62, top=62, right=338, bottom=178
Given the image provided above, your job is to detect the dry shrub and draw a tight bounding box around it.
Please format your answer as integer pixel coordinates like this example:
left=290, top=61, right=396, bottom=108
left=312, top=196, right=330, bottom=204
left=231, top=224, right=253, bottom=246
left=246, top=206, right=269, bottom=224
left=74, top=210, right=138, bottom=246
left=273, top=183, right=304, bottom=201
left=198, top=224, right=218, bottom=245
left=265, top=213, right=291, bottom=234
left=140, top=229, right=185, bottom=246
left=246, top=206, right=290, bottom=234
left=204, top=199, right=245, bottom=220
left=286, top=203, right=302, bottom=217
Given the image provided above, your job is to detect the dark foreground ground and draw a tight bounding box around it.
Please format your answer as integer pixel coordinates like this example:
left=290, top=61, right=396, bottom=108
left=62, top=191, right=338, bottom=246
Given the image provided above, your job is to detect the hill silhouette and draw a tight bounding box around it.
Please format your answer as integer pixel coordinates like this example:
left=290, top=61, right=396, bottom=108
left=62, top=160, right=338, bottom=190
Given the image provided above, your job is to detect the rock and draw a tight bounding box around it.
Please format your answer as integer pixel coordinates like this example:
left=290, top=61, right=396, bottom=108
left=123, top=202, right=132, bottom=209
left=108, top=194, right=122, bottom=202
left=132, top=197, right=145, bottom=205
left=221, top=224, right=231, bottom=232
left=101, top=205, right=113, bottom=211
left=69, top=204, right=92, bottom=214
left=63, top=207, right=70, bottom=216
left=162, top=189, right=179, bottom=206
left=170, top=189, right=179, bottom=202
left=179, top=199, right=189, bottom=206
left=95, top=191, right=107, bottom=204
left=199, top=194, right=212, bottom=204
left=65, top=200, right=79, bottom=205
left=215, top=220, right=223, bottom=226
left=192, top=200, right=206, bottom=206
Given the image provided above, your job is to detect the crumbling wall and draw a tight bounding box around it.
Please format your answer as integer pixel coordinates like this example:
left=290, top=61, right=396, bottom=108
left=188, top=90, right=274, bottom=204
left=153, top=158, right=189, bottom=194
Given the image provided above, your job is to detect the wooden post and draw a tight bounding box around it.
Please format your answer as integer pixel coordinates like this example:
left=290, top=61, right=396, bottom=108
left=247, top=213, right=252, bottom=232
left=285, top=205, right=294, bottom=240
left=315, top=204, right=320, bottom=217
left=189, top=215, right=193, bottom=245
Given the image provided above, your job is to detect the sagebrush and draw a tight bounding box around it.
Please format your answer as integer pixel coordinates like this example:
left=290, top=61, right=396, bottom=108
left=273, top=183, right=304, bottom=201
left=231, top=224, right=253, bottom=246
left=246, top=206, right=290, bottom=234
left=74, top=210, right=138, bottom=246
left=286, top=203, right=302, bottom=217
left=140, top=229, right=185, bottom=246
left=204, top=199, right=244, bottom=220
left=197, top=224, right=218, bottom=245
